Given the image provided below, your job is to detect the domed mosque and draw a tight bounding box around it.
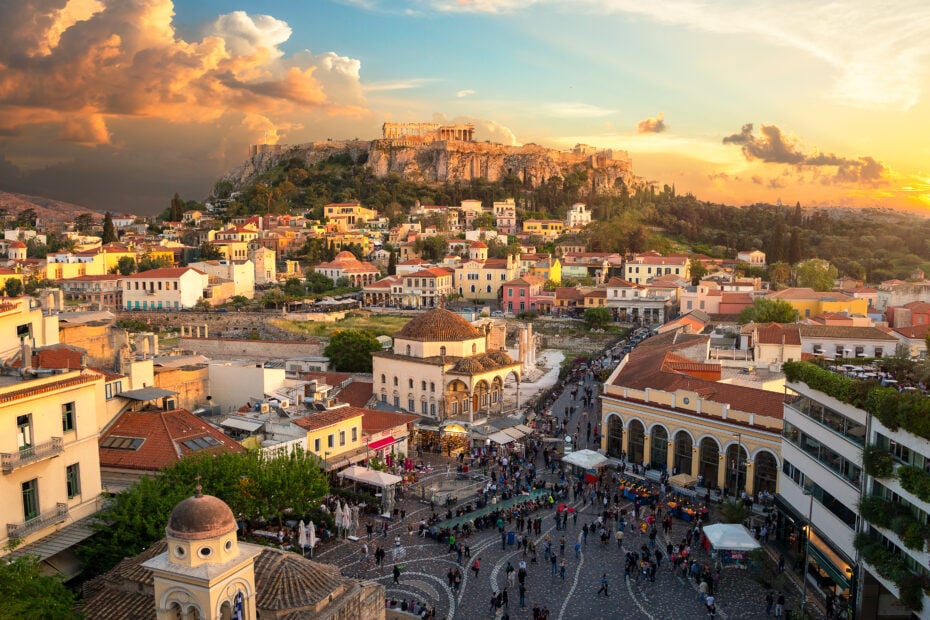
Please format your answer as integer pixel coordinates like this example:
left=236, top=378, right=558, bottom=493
left=372, top=308, right=521, bottom=424
left=81, top=484, right=384, bottom=619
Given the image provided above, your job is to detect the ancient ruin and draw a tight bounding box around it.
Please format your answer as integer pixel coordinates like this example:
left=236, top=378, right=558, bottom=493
left=380, top=122, right=475, bottom=144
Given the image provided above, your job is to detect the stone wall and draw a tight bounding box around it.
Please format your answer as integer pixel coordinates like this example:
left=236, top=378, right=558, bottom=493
left=154, top=366, right=210, bottom=411
left=113, top=310, right=298, bottom=340
left=178, top=337, right=323, bottom=361
left=58, top=322, right=129, bottom=369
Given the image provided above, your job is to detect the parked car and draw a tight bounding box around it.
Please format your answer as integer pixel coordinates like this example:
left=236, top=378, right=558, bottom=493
left=491, top=310, right=505, bottom=318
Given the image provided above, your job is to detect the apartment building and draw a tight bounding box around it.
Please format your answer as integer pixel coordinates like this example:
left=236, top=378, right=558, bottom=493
left=122, top=267, right=208, bottom=310
left=622, top=253, right=690, bottom=285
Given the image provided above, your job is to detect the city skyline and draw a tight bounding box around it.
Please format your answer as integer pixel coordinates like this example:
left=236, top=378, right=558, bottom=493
left=0, top=0, right=928, bottom=214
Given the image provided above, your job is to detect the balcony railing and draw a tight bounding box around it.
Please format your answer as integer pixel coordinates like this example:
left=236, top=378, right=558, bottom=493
left=7, top=502, right=68, bottom=538
left=1, top=438, right=64, bottom=473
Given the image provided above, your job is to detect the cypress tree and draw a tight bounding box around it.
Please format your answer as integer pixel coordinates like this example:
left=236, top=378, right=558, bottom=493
left=102, top=212, right=117, bottom=244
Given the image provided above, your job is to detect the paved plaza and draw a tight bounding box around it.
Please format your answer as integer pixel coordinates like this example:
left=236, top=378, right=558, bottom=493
left=312, top=362, right=812, bottom=620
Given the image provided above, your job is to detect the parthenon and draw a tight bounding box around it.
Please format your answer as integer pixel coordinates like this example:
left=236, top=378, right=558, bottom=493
left=382, top=122, right=475, bottom=143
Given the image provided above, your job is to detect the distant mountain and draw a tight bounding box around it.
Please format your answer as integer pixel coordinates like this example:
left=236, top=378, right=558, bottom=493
left=0, top=191, right=103, bottom=224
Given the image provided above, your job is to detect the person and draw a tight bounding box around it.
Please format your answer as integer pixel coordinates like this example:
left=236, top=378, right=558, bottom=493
left=366, top=522, right=374, bottom=541
left=472, top=557, right=481, bottom=578
left=519, top=582, right=527, bottom=608
left=765, top=591, right=774, bottom=616
left=393, top=564, right=401, bottom=584
left=774, top=592, right=785, bottom=617
left=560, top=557, right=567, bottom=580
left=596, top=573, right=609, bottom=597
left=616, top=528, right=624, bottom=548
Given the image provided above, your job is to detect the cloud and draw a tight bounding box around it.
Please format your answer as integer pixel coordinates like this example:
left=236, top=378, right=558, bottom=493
left=456, top=89, right=476, bottom=98
left=416, top=0, right=930, bottom=109
left=541, top=102, right=615, bottom=118
left=636, top=112, right=666, bottom=134
left=724, top=122, right=890, bottom=187
left=363, top=78, right=439, bottom=92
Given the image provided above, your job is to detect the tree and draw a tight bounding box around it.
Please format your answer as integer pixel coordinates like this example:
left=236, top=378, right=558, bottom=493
left=387, top=250, right=397, bottom=275
left=796, top=258, right=838, bottom=292
left=306, top=271, right=335, bottom=293
left=787, top=229, right=802, bottom=265
left=78, top=449, right=328, bottom=577
left=324, top=329, right=382, bottom=372
left=0, top=555, right=79, bottom=618
left=283, top=277, right=306, bottom=298
left=471, top=211, right=496, bottom=230
left=74, top=212, right=96, bottom=234
left=229, top=295, right=249, bottom=309
left=14, top=208, right=37, bottom=228
left=767, top=262, right=792, bottom=289
left=584, top=306, right=612, bottom=330
left=3, top=278, right=23, bottom=298
left=169, top=192, right=185, bottom=221
left=689, top=258, right=708, bottom=285
left=116, top=255, right=136, bottom=276
left=194, top=298, right=212, bottom=311
left=198, top=242, right=223, bottom=261
left=262, top=288, right=286, bottom=309
left=738, top=297, right=797, bottom=324
left=101, top=211, right=118, bottom=243
left=137, top=255, right=170, bottom=272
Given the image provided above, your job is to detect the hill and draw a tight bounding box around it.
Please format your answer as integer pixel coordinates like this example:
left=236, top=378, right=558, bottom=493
left=0, top=190, right=103, bottom=224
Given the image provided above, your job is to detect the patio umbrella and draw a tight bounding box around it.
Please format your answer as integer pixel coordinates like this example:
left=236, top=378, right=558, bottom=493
left=344, top=503, right=354, bottom=533
left=297, top=519, right=308, bottom=553
left=307, top=520, right=317, bottom=558
left=334, top=503, right=344, bottom=535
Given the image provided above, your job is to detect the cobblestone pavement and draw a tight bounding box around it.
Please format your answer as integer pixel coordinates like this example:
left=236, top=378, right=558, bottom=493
left=314, top=371, right=816, bottom=620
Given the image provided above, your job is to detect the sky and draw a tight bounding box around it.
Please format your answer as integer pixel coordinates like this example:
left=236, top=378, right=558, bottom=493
left=1, top=0, right=929, bottom=215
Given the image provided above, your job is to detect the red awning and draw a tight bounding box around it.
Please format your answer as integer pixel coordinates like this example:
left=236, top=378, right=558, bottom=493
left=368, top=436, right=396, bottom=451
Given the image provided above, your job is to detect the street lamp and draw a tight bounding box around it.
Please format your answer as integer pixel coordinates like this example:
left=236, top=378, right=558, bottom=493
left=801, top=488, right=815, bottom=617
left=732, top=432, right=743, bottom=499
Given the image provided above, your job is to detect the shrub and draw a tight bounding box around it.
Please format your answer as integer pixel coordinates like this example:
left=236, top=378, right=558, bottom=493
left=898, top=466, right=930, bottom=503
left=862, top=445, right=895, bottom=479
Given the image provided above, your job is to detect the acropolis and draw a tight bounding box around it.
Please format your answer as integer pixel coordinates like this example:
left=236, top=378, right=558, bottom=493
left=381, top=122, right=475, bottom=144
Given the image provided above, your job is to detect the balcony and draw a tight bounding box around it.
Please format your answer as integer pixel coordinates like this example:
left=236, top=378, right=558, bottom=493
left=1, top=438, right=64, bottom=473
left=7, top=502, right=68, bottom=538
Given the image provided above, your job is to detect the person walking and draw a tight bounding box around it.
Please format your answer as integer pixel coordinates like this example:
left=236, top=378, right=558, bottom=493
left=550, top=552, right=558, bottom=576
left=559, top=557, right=567, bottom=581
left=393, top=564, right=401, bottom=584
left=774, top=592, right=785, bottom=617
left=596, top=573, right=609, bottom=597
left=519, top=583, right=527, bottom=609
left=765, top=591, right=774, bottom=616
left=472, top=557, right=481, bottom=579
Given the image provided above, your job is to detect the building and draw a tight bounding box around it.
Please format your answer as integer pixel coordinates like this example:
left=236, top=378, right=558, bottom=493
left=765, top=288, right=868, bottom=320
left=360, top=409, right=418, bottom=461
left=565, top=203, right=592, bottom=228
left=323, top=202, right=378, bottom=232
left=605, top=277, right=677, bottom=324
left=797, top=324, right=899, bottom=360
left=188, top=259, right=255, bottom=299
left=0, top=297, right=106, bottom=579
left=622, top=253, right=690, bottom=285
left=292, top=407, right=365, bottom=471
left=313, top=251, right=380, bottom=288
left=502, top=275, right=551, bottom=314
left=371, top=308, right=521, bottom=422
left=600, top=331, right=783, bottom=496
left=522, top=219, right=564, bottom=240
left=736, top=250, right=766, bottom=269
left=399, top=267, right=454, bottom=308
left=493, top=199, right=517, bottom=235
left=122, top=267, right=208, bottom=310
left=46, top=251, right=106, bottom=280
left=59, top=274, right=123, bottom=310
left=250, top=246, right=277, bottom=285
left=82, top=491, right=384, bottom=619
left=453, top=254, right=519, bottom=303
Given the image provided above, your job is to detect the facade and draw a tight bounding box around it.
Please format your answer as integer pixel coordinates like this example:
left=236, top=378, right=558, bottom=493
left=493, top=199, right=517, bottom=235
left=522, top=219, right=564, bottom=239
left=58, top=274, right=123, bottom=310
left=250, top=246, right=277, bottom=285
left=46, top=252, right=106, bottom=280
left=399, top=267, right=454, bottom=308
left=292, top=407, right=365, bottom=471
left=766, top=288, right=869, bottom=320
left=797, top=324, right=900, bottom=360
left=600, top=332, right=783, bottom=497
left=605, top=277, right=676, bottom=324
left=622, top=253, right=690, bottom=285
left=736, top=250, right=767, bottom=268
left=323, top=202, right=378, bottom=232
left=565, top=203, right=592, bottom=228
left=502, top=275, right=550, bottom=314
left=122, top=267, right=208, bottom=310
left=371, top=308, right=521, bottom=422
left=453, top=255, right=518, bottom=302
left=188, top=259, right=255, bottom=299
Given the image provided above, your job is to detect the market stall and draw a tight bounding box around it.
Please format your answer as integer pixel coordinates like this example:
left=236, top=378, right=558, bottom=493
left=337, top=466, right=404, bottom=516
left=702, top=523, right=761, bottom=570
left=561, top=449, right=609, bottom=483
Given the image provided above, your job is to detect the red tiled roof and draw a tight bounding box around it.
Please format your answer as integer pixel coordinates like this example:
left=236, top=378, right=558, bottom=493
left=336, top=381, right=374, bottom=408
left=99, top=408, right=244, bottom=471
left=360, top=409, right=419, bottom=434
left=292, top=407, right=363, bottom=431
left=61, top=274, right=121, bottom=282
left=124, top=267, right=204, bottom=279
left=756, top=323, right=802, bottom=345
left=302, top=371, right=353, bottom=387
left=893, top=324, right=930, bottom=339
left=606, top=277, right=638, bottom=288
left=483, top=259, right=508, bottom=268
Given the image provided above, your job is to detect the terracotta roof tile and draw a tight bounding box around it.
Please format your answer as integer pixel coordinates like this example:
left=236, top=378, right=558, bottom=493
left=292, top=407, right=363, bottom=431
left=394, top=308, right=481, bottom=342
left=797, top=324, right=897, bottom=340
left=359, top=408, right=419, bottom=434
left=335, top=381, right=374, bottom=408
left=125, top=267, right=204, bottom=279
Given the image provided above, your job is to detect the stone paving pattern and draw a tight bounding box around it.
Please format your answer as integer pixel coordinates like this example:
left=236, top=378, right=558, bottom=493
left=313, top=371, right=817, bottom=620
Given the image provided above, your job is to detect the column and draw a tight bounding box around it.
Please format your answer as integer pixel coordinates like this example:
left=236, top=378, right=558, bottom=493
left=716, top=455, right=727, bottom=490
left=666, top=440, right=675, bottom=472
left=642, top=434, right=651, bottom=465
left=468, top=392, right=474, bottom=424
left=745, top=461, right=755, bottom=495
left=689, top=447, right=699, bottom=478
left=621, top=420, right=630, bottom=458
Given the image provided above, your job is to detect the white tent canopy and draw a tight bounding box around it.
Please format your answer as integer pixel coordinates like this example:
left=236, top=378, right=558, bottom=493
left=561, top=449, right=608, bottom=469
left=488, top=431, right=516, bottom=445
left=337, top=465, right=403, bottom=488
left=703, top=524, right=762, bottom=552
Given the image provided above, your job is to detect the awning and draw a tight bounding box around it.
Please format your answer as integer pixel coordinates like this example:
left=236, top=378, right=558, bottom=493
left=514, top=424, right=534, bottom=435
left=488, top=431, right=516, bottom=444
left=368, top=436, right=397, bottom=451
left=703, top=524, right=761, bottom=552
left=669, top=473, right=698, bottom=488
left=119, top=387, right=178, bottom=401
left=561, top=449, right=608, bottom=469
left=807, top=543, right=850, bottom=589
left=8, top=516, right=98, bottom=580
left=338, top=465, right=404, bottom=488
left=501, top=427, right=526, bottom=440
left=220, top=417, right=264, bottom=433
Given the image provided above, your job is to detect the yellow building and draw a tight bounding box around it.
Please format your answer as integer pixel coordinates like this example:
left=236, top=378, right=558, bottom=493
left=453, top=254, right=519, bottom=302
left=522, top=219, right=564, bottom=239
left=293, top=407, right=365, bottom=471
left=326, top=232, right=372, bottom=256
left=96, top=243, right=137, bottom=272
left=45, top=252, right=107, bottom=280
left=764, top=288, right=868, bottom=320
left=600, top=331, right=784, bottom=496
left=529, top=256, right=561, bottom=284
left=324, top=202, right=378, bottom=232
left=0, top=298, right=105, bottom=578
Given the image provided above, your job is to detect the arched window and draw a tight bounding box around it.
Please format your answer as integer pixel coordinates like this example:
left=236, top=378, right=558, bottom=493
left=421, top=381, right=427, bottom=390
left=393, top=376, right=398, bottom=386
left=472, top=343, right=477, bottom=354
left=408, top=378, right=414, bottom=388
left=381, top=374, right=386, bottom=384
left=406, top=344, right=411, bottom=356
left=430, top=382, right=435, bottom=392
left=440, top=346, right=446, bottom=356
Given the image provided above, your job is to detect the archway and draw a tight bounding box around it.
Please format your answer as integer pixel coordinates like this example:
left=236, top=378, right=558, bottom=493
left=627, top=419, right=645, bottom=465
left=699, top=437, right=720, bottom=489
left=754, top=450, right=778, bottom=495
left=650, top=425, right=668, bottom=470
left=674, top=431, right=693, bottom=476
left=606, top=415, right=623, bottom=458
left=725, top=443, right=749, bottom=496
left=445, top=380, right=470, bottom=419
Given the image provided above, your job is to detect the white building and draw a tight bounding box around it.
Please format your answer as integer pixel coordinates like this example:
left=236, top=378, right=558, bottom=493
left=188, top=259, right=255, bottom=299
left=122, top=267, right=208, bottom=310
left=208, top=361, right=288, bottom=414
left=623, top=253, right=690, bottom=285
left=736, top=250, right=767, bottom=269
left=565, top=203, right=592, bottom=228
left=250, top=246, right=277, bottom=285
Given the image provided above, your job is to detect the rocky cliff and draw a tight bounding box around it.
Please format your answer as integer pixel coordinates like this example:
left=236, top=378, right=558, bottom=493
left=227, top=138, right=634, bottom=193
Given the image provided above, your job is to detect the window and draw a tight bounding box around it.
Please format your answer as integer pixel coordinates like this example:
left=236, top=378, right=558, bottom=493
left=327, top=434, right=335, bottom=448
left=339, top=430, right=346, bottom=446
left=181, top=436, right=221, bottom=451
left=314, top=438, right=321, bottom=451
left=519, top=289, right=526, bottom=297
left=421, top=381, right=427, bottom=390
left=430, top=382, right=435, bottom=392
left=408, top=399, right=415, bottom=411
left=351, top=427, right=357, bottom=442
left=17, top=414, right=33, bottom=450
left=393, top=395, right=400, bottom=407
left=381, top=374, right=386, bottom=384
left=393, top=376, right=398, bottom=386
left=408, top=378, right=414, bottom=388
left=440, top=346, right=446, bottom=356
left=66, top=463, right=81, bottom=498
left=62, top=402, right=75, bottom=433
left=100, top=435, right=145, bottom=450
left=22, top=479, right=38, bottom=521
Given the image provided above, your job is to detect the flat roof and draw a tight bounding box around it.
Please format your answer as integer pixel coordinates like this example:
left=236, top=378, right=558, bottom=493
left=119, top=387, right=179, bottom=401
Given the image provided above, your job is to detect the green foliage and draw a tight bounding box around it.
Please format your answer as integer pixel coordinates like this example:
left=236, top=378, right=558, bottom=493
left=283, top=277, right=307, bottom=298
left=198, top=242, right=223, bottom=261
left=862, top=445, right=895, bottom=478
left=116, top=318, right=151, bottom=332
left=73, top=212, right=96, bottom=234
left=0, top=555, right=79, bottom=619
left=324, top=329, right=381, bottom=372
left=3, top=278, right=23, bottom=297
left=795, top=258, right=838, bottom=292
left=306, top=271, right=335, bottom=293
left=413, top=235, right=448, bottom=261
left=516, top=310, right=538, bottom=320
left=718, top=500, right=750, bottom=524
left=782, top=361, right=853, bottom=403
left=898, top=466, right=930, bottom=503
left=116, top=255, right=136, bottom=276
left=137, top=255, right=170, bottom=272
left=229, top=295, right=250, bottom=309
left=855, top=532, right=927, bottom=611
left=738, top=297, right=797, bottom=324
left=583, top=306, right=612, bottom=330
left=102, top=211, right=118, bottom=244
left=79, top=449, right=328, bottom=577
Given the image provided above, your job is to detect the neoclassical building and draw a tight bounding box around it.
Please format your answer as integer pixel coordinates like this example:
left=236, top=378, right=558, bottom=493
left=600, top=331, right=784, bottom=496
left=372, top=308, right=521, bottom=422
left=82, top=489, right=384, bottom=619
left=313, top=251, right=380, bottom=288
